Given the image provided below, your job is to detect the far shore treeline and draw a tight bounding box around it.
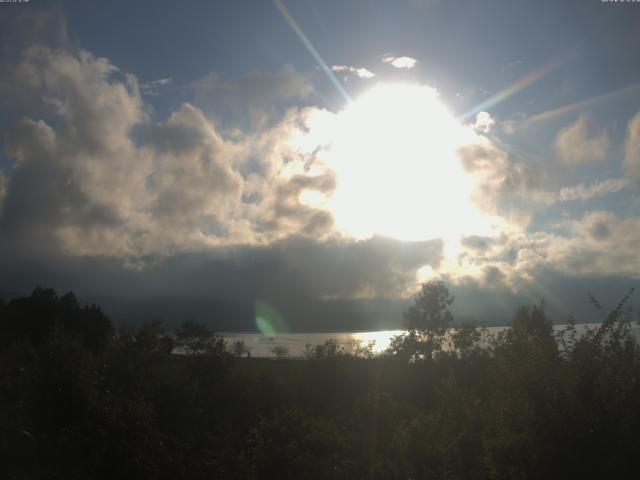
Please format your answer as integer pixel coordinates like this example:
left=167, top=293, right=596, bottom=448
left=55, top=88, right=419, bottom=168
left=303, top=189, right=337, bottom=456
left=1, top=282, right=640, bottom=479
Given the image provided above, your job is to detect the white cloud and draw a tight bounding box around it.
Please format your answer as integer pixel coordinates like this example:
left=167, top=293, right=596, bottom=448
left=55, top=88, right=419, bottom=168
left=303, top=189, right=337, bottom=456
left=382, top=56, right=418, bottom=69
left=457, top=140, right=556, bottom=228
left=553, top=114, right=609, bottom=165
left=0, top=46, right=337, bottom=263
left=558, top=178, right=630, bottom=202
left=141, top=77, right=172, bottom=95
left=567, top=211, right=640, bottom=277
left=331, top=65, right=375, bottom=79
left=451, top=210, right=640, bottom=288
left=625, top=111, right=640, bottom=181
left=472, top=111, right=495, bottom=133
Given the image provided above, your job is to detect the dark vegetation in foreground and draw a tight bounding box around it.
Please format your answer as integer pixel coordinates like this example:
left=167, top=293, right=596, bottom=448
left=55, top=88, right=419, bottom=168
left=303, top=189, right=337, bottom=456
left=1, top=283, right=639, bottom=479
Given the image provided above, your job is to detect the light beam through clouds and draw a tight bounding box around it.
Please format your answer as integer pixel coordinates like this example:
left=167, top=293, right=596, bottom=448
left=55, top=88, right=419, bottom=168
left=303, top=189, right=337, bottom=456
left=527, top=82, right=640, bottom=125
left=273, top=0, right=351, bottom=104
left=458, top=56, right=566, bottom=123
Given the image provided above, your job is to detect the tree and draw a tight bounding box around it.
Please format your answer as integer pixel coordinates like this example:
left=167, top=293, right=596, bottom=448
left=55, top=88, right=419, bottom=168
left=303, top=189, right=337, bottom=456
left=0, top=288, right=113, bottom=353
left=270, top=345, right=290, bottom=359
left=231, top=339, right=251, bottom=358
left=389, top=280, right=455, bottom=361
left=511, top=301, right=553, bottom=339
left=175, top=320, right=226, bottom=356
left=404, top=281, right=454, bottom=331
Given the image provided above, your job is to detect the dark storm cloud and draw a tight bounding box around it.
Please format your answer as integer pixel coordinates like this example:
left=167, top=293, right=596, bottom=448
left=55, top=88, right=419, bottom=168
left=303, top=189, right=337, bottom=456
left=447, top=268, right=639, bottom=326
left=118, top=235, right=443, bottom=303
left=0, top=235, right=443, bottom=331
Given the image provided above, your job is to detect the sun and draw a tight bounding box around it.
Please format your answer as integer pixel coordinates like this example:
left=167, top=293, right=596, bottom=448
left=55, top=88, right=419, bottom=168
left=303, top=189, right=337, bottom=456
left=297, top=82, right=495, bottom=247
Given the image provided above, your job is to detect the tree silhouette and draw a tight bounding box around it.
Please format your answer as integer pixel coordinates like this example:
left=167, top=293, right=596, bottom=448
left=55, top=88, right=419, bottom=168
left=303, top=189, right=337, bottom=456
left=388, top=280, right=454, bottom=361
left=0, top=287, right=112, bottom=352
left=175, top=319, right=226, bottom=356
left=2, top=286, right=640, bottom=479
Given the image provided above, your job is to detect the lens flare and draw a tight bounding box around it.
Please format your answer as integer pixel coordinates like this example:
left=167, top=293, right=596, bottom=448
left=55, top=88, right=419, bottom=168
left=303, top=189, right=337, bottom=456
left=527, top=82, right=640, bottom=125
left=458, top=56, right=566, bottom=123
left=255, top=302, right=289, bottom=335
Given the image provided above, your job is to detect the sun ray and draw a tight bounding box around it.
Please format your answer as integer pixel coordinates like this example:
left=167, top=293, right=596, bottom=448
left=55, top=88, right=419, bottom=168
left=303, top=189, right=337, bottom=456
left=457, top=56, right=566, bottom=123
left=527, top=82, right=640, bottom=125
left=273, top=0, right=352, bottom=104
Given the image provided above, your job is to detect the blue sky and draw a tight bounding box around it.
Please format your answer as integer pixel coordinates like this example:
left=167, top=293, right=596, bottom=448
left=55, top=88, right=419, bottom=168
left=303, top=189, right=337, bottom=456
left=64, top=1, right=640, bottom=113
left=0, top=0, right=639, bottom=328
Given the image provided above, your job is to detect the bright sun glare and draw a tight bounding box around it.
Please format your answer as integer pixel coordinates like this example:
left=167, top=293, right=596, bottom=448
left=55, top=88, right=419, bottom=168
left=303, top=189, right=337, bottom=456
left=300, top=83, right=495, bottom=247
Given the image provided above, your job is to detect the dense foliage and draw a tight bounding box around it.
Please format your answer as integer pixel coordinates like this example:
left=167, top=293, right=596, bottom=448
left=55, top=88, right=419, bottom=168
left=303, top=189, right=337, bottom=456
left=1, top=283, right=639, bottom=479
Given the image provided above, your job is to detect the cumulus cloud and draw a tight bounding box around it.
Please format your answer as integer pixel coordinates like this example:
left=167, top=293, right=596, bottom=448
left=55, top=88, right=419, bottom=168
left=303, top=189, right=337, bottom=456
left=452, top=210, right=640, bottom=292
left=472, top=111, right=495, bottom=133
left=1, top=45, right=147, bottom=257
left=558, top=178, right=630, bottom=202
left=331, top=65, right=375, bottom=79
left=625, top=111, right=640, bottom=181
left=553, top=114, right=609, bottom=165
left=457, top=140, right=555, bottom=227
left=382, top=56, right=418, bottom=69
left=134, top=103, right=247, bottom=248
left=0, top=45, right=336, bottom=265
left=566, top=211, right=640, bottom=277
left=141, top=77, right=172, bottom=95
left=458, top=134, right=628, bottom=214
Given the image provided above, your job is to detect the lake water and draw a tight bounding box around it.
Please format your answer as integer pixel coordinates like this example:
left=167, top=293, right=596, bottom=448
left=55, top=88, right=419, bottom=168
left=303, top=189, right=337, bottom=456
left=222, top=323, right=640, bottom=358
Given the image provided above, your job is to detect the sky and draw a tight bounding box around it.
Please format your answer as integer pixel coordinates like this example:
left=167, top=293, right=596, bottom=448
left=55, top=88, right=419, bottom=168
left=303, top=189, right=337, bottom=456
left=0, top=0, right=639, bottom=330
